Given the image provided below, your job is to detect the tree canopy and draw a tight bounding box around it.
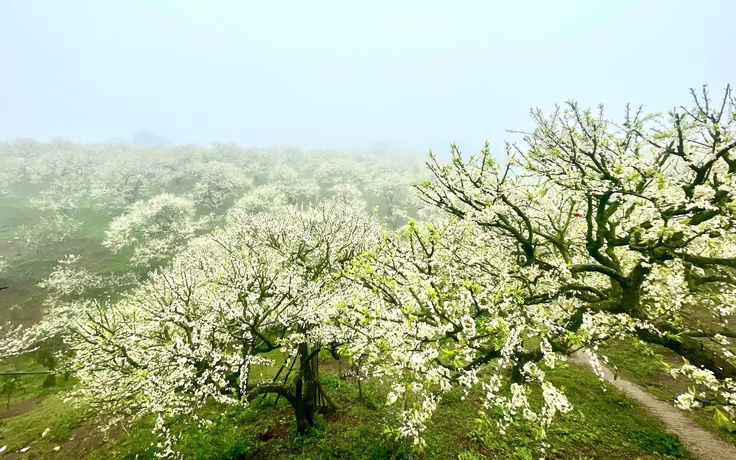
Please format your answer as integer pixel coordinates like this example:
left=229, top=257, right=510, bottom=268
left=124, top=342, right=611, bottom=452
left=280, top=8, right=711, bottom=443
left=415, top=84, right=736, bottom=418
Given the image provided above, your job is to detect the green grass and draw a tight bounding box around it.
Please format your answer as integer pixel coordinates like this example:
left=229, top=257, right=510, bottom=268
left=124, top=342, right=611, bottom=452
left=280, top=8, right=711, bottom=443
left=0, top=356, right=76, bottom=410
left=0, top=352, right=703, bottom=459
left=0, top=330, right=701, bottom=459
left=0, top=396, right=88, bottom=458
left=81, top=360, right=695, bottom=460
left=542, top=364, right=691, bottom=460
left=602, top=339, right=736, bottom=445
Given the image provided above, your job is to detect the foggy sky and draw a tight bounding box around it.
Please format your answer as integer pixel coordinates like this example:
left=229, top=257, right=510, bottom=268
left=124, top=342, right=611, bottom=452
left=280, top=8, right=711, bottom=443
left=1, top=0, right=734, bottom=153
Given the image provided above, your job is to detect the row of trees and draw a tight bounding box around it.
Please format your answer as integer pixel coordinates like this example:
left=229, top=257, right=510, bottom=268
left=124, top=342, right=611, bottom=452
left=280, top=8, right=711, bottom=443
left=0, top=142, right=425, bottom=272
left=1, top=86, right=734, bottom=457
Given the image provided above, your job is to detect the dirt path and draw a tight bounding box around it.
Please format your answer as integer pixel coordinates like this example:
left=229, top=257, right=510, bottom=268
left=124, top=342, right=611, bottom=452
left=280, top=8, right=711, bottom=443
left=570, top=350, right=736, bottom=460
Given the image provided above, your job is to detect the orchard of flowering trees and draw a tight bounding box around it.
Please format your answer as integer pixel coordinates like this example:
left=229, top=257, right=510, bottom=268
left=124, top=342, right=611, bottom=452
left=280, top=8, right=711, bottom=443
left=1, top=86, right=735, bottom=457
left=0, top=142, right=424, bottom=400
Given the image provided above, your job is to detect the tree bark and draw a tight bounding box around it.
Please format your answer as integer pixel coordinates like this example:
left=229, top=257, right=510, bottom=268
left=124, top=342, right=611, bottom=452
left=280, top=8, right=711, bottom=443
left=248, top=343, right=336, bottom=435
left=637, top=326, right=736, bottom=380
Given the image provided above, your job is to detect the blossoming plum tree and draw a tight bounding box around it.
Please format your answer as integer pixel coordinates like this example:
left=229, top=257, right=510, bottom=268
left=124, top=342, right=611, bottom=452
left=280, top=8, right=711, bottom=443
left=73, top=200, right=381, bottom=450
left=416, top=85, right=736, bottom=423
left=102, top=193, right=209, bottom=267
left=341, top=218, right=573, bottom=445
left=231, top=184, right=288, bottom=214
left=189, top=160, right=253, bottom=211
